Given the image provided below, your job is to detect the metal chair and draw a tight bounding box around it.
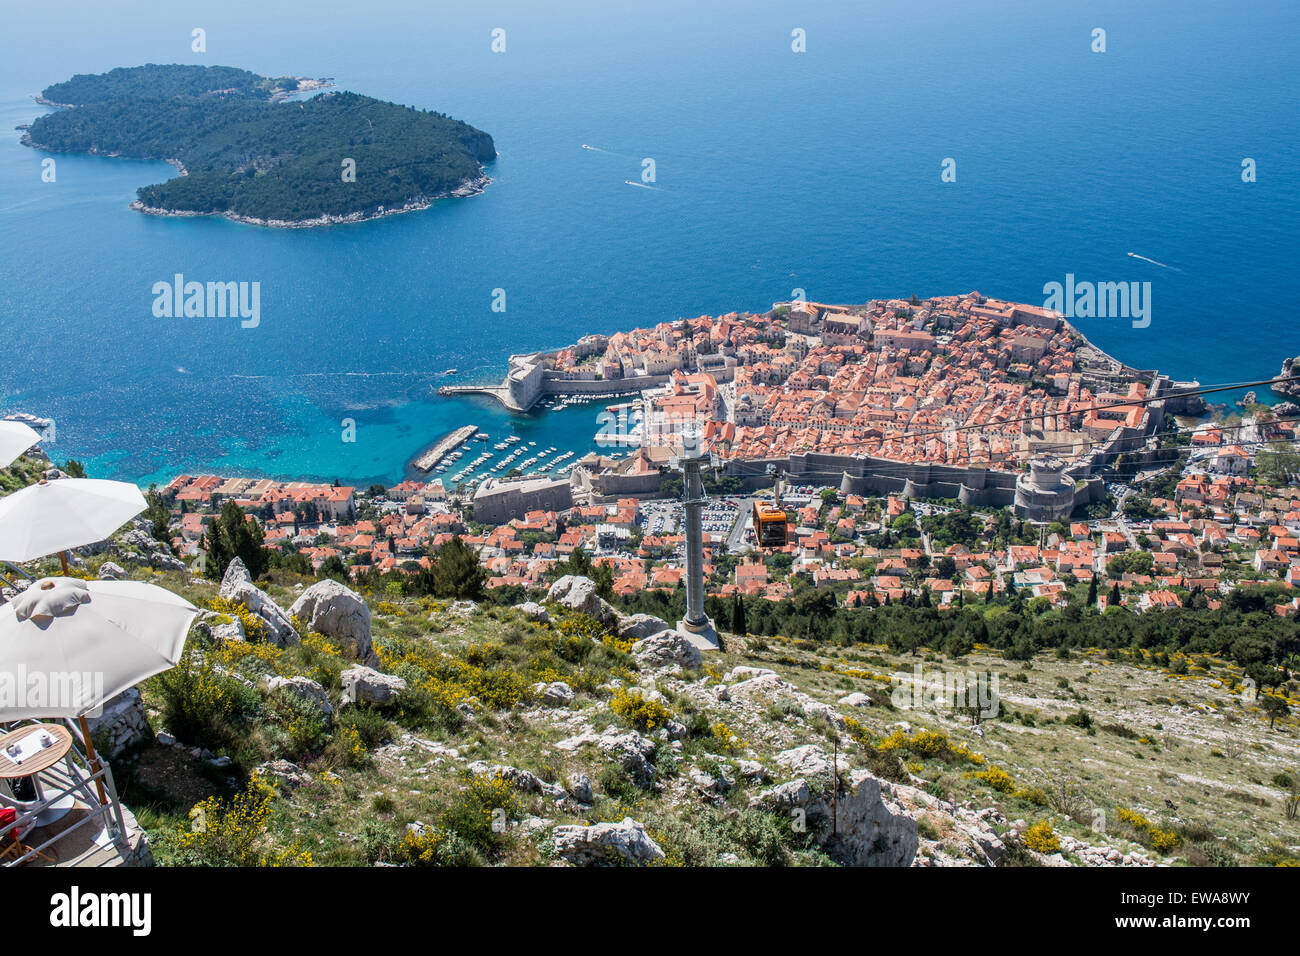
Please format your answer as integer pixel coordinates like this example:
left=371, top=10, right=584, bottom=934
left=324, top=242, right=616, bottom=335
left=0, top=806, right=54, bottom=865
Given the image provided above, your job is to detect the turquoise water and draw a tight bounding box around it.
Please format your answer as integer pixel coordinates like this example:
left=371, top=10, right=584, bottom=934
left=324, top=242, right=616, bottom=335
left=1, top=0, right=1296, bottom=485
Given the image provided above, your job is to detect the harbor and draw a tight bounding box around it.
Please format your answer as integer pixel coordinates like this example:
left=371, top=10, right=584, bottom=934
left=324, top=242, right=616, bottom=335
left=399, top=395, right=617, bottom=491
left=429, top=430, right=587, bottom=490
left=409, top=424, right=479, bottom=474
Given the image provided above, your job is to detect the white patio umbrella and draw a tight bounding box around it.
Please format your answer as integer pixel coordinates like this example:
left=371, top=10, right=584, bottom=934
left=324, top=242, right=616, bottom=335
left=0, top=421, right=42, bottom=469
left=0, top=478, right=146, bottom=572
left=0, top=576, right=199, bottom=802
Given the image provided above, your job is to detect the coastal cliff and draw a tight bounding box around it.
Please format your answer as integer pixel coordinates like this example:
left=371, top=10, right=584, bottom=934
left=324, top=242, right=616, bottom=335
left=1274, top=355, right=1300, bottom=400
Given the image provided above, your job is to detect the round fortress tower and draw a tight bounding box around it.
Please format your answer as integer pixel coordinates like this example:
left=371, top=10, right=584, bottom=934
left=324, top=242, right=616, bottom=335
left=1013, top=456, right=1077, bottom=522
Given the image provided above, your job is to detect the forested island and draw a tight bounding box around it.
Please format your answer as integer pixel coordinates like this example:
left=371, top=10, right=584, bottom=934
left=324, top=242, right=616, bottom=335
left=23, top=64, right=496, bottom=226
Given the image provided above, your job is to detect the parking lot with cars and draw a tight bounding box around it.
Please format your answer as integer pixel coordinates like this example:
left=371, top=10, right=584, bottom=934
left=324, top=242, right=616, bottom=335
left=639, top=497, right=742, bottom=543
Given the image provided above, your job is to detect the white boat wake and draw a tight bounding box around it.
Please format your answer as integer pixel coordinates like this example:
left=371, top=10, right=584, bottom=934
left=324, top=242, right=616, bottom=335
left=1126, top=252, right=1181, bottom=271
left=624, top=180, right=660, bottom=190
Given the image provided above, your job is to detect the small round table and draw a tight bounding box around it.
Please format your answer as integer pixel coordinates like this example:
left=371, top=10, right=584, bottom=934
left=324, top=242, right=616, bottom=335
left=0, top=723, right=75, bottom=826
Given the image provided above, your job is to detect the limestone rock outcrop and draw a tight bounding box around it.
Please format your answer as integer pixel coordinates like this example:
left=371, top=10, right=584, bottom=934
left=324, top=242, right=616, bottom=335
left=631, top=630, right=703, bottom=671
left=289, top=578, right=376, bottom=664
left=340, top=665, right=407, bottom=707
left=219, top=557, right=300, bottom=647
left=546, top=575, right=616, bottom=625
left=552, top=818, right=664, bottom=866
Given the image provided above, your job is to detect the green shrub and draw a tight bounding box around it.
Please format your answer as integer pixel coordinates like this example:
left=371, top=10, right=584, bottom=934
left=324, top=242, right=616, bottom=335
left=160, top=777, right=312, bottom=866
left=359, top=817, right=401, bottom=864
left=1014, top=787, right=1050, bottom=806
left=262, top=687, right=330, bottom=761
left=324, top=706, right=395, bottom=769
left=151, top=643, right=262, bottom=751
left=972, top=766, right=1015, bottom=793
left=598, top=763, right=643, bottom=803
left=1117, top=806, right=1183, bottom=854
left=730, top=808, right=795, bottom=866
left=439, top=775, right=522, bottom=857
left=1255, top=842, right=1300, bottom=867
left=610, top=688, right=674, bottom=733
left=1023, top=819, right=1060, bottom=854
left=1064, top=709, right=1092, bottom=729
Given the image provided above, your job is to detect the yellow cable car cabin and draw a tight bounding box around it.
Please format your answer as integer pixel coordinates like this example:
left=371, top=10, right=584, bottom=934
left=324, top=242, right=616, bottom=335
left=752, top=501, right=789, bottom=548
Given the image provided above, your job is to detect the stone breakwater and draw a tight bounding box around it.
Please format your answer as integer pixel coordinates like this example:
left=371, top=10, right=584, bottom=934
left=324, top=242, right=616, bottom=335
left=410, top=424, right=478, bottom=473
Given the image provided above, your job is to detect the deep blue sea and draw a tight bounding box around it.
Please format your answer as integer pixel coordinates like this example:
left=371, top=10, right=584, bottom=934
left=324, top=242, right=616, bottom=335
left=1, top=0, right=1296, bottom=486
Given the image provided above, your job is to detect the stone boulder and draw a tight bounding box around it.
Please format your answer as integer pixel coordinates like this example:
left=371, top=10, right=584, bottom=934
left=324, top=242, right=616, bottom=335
left=751, top=769, right=918, bottom=866
left=194, top=609, right=246, bottom=644
left=97, top=562, right=127, bottom=581
left=255, top=759, right=313, bottom=791
left=630, top=630, right=703, bottom=671
left=514, top=601, right=549, bottom=623
left=150, top=552, right=187, bottom=573
left=263, top=675, right=333, bottom=719
left=218, top=555, right=253, bottom=594
left=552, top=818, right=664, bottom=866
left=218, top=557, right=300, bottom=647
left=532, top=681, right=575, bottom=707
left=546, top=575, right=616, bottom=625
left=725, top=666, right=777, bottom=682
left=340, top=665, right=407, bottom=707
left=774, top=744, right=842, bottom=778
left=117, top=528, right=184, bottom=571
left=838, top=692, right=874, bottom=708
left=955, top=821, right=1006, bottom=865
left=120, top=529, right=153, bottom=550
left=556, top=726, right=657, bottom=788
left=288, top=578, right=376, bottom=664
left=566, top=772, right=594, bottom=804
left=689, top=765, right=733, bottom=801
left=467, top=762, right=566, bottom=800
left=753, top=779, right=812, bottom=811
left=519, top=817, right=554, bottom=836
left=838, top=773, right=921, bottom=868
left=616, top=613, right=671, bottom=644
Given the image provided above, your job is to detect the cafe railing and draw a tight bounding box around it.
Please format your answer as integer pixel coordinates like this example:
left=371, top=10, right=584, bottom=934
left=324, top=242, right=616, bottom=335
left=0, top=718, right=131, bottom=867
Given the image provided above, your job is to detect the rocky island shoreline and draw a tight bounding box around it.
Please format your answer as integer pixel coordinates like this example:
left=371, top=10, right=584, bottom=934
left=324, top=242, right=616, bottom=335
left=23, top=64, right=496, bottom=228
left=127, top=172, right=492, bottom=228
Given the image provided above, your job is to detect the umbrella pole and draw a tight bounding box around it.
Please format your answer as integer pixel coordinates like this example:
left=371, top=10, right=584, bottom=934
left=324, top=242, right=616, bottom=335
left=59, top=551, right=69, bottom=575
left=76, top=715, right=109, bottom=806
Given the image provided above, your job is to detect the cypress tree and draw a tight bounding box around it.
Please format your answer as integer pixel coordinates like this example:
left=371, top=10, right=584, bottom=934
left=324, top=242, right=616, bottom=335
left=430, top=535, right=487, bottom=599
left=201, top=500, right=270, bottom=580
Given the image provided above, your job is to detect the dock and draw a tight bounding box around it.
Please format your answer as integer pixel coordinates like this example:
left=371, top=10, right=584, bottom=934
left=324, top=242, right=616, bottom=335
left=411, top=424, right=478, bottom=473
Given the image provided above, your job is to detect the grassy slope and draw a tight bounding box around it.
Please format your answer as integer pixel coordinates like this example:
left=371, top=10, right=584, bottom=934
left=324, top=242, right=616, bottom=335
left=93, top=564, right=1298, bottom=868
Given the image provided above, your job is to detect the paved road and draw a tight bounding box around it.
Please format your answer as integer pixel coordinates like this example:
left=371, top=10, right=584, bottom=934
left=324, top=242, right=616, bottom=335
left=725, top=496, right=756, bottom=553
